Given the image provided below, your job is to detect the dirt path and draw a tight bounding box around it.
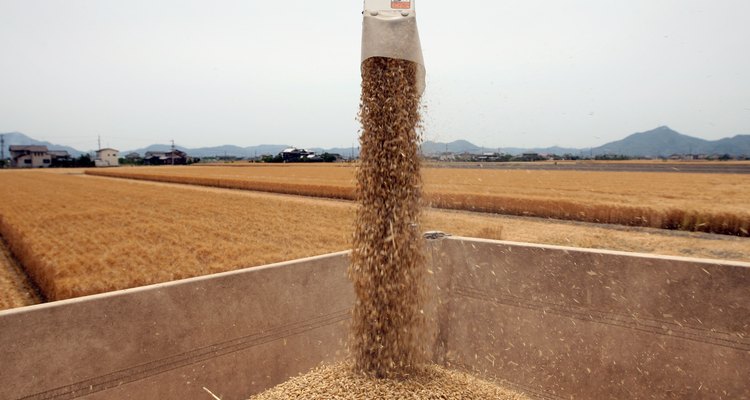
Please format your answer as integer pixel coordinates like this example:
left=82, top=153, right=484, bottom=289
left=0, top=235, right=43, bottom=310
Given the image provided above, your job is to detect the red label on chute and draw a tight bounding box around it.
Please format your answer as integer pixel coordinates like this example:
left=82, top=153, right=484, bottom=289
left=391, top=0, right=410, bottom=9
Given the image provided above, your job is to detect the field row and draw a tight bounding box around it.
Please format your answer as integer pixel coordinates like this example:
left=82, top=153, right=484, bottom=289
left=87, top=165, right=750, bottom=236
left=0, top=171, right=494, bottom=301
left=3, top=171, right=749, bottom=305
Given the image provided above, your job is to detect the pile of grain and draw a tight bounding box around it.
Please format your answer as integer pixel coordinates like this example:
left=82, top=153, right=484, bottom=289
left=348, top=56, right=426, bottom=378
left=249, top=362, right=528, bottom=400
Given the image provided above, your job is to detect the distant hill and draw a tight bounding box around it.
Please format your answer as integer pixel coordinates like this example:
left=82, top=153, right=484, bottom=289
left=309, top=146, right=360, bottom=158
left=421, top=140, right=581, bottom=156
left=704, top=134, right=750, bottom=155
left=590, top=126, right=750, bottom=157
left=424, top=126, right=749, bottom=157
left=422, top=140, right=483, bottom=154
left=502, top=145, right=582, bottom=156
left=126, top=144, right=363, bottom=159
left=0, top=132, right=85, bottom=157
left=125, top=144, right=291, bottom=158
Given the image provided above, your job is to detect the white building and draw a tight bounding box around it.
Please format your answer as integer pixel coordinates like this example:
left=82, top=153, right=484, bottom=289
left=95, top=148, right=120, bottom=167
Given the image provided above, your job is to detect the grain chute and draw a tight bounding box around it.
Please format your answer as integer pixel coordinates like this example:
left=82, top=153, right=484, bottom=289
left=362, top=0, right=425, bottom=93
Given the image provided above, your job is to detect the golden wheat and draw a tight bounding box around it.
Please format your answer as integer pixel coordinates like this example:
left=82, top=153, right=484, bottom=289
left=0, top=236, right=39, bottom=309
left=87, top=165, right=750, bottom=236
left=0, top=171, right=353, bottom=301
left=1, top=170, right=748, bottom=304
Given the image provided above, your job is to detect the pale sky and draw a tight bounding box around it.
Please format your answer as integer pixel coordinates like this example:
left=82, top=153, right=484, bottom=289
left=1, top=0, right=748, bottom=151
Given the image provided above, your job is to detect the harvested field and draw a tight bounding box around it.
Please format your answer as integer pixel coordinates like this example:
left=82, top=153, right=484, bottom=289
left=248, top=362, right=529, bottom=399
left=87, top=165, right=750, bottom=236
left=1, top=170, right=749, bottom=303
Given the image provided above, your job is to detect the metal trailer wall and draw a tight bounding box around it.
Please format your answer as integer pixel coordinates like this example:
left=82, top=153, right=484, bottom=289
left=1, top=237, right=748, bottom=399
left=0, top=252, right=354, bottom=400
left=433, top=238, right=750, bottom=399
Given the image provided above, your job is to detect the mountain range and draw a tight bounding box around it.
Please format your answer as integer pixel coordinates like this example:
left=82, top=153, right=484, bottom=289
left=420, top=140, right=582, bottom=156
left=421, top=126, right=750, bottom=157
left=589, top=126, right=750, bottom=157
left=123, top=143, right=361, bottom=159
left=2, top=126, right=749, bottom=159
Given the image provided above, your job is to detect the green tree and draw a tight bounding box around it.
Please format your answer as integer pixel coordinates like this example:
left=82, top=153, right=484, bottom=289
left=75, top=154, right=95, bottom=167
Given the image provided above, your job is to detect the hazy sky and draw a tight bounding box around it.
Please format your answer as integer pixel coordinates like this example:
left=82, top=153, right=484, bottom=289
left=1, top=0, right=749, bottom=151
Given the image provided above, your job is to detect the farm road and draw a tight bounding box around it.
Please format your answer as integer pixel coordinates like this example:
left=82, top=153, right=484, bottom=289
left=428, top=162, right=750, bottom=174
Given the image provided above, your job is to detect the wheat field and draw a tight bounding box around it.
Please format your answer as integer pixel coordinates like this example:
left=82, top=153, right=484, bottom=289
left=87, top=164, right=750, bottom=236
left=1, top=170, right=748, bottom=307
left=0, top=237, right=39, bottom=309
left=0, top=171, right=350, bottom=301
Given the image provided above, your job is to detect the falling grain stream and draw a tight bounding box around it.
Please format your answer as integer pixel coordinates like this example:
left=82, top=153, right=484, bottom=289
left=348, top=57, right=427, bottom=378
left=250, top=57, right=528, bottom=399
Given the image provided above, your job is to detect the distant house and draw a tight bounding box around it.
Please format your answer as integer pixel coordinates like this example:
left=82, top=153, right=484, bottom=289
left=144, top=150, right=188, bottom=165
left=47, top=150, right=72, bottom=166
left=47, top=150, right=71, bottom=161
left=324, top=153, right=344, bottom=162
left=217, top=155, right=240, bottom=162
left=124, top=152, right=142, bottom=162
left=521, top=152, right=542, bottom=161
left=280, top=147, right=315, bottom=162
left=143, top=151, right=167, bottom=165
left=95, top=148, right=120, bottom=167
left=9, top=145, right=51, bottom=168
left=438, top=152, right=456, bottom=161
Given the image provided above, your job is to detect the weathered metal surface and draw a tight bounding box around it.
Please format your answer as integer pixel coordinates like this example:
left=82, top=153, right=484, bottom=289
left=0, top=252, right=353, bottom=400
left=436, top=237, right=750, bottom=399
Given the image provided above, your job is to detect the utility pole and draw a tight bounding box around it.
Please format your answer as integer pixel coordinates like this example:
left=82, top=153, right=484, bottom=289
left=171, top=139, right=175, bottom=165
left=98, top=135, right=101, bottom=151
